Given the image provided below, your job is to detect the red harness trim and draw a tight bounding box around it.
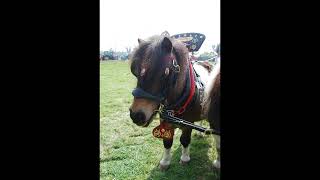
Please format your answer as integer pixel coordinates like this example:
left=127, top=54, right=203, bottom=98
left=176, top=60, right=196, bottom=115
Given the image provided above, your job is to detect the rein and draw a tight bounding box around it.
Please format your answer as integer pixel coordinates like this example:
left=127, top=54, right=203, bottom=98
left=157, top=104, right=220, bottom=135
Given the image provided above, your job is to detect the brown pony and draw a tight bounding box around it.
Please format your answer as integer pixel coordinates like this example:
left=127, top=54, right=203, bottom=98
left=129, top=32, right=220, bottom=170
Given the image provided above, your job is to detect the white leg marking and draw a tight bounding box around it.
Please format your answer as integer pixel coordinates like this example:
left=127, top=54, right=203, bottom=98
left=160, top=148, right=172, bottom=166
left=180, top=146, right=190, bottom=162
left=213, top=159, right=221, bottom=169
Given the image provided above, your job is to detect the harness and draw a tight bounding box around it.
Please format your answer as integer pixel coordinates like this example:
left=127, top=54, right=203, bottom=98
left=131, top=53, right=219, bottom=138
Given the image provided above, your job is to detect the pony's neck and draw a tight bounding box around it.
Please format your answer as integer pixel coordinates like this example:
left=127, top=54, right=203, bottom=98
left=167, top=59, right=189, bottom=105
left=165, top=44, right=190, bottom=106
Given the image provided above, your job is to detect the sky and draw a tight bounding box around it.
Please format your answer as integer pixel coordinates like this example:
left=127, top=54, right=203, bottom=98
left=100, top=0, right=220, bottom=54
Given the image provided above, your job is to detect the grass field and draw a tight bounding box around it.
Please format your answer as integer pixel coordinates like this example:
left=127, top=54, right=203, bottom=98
left=100, top=60, right=219, bottom=180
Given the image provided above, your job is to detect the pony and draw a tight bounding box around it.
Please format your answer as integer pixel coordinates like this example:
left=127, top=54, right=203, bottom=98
left=129, top=32, right=220, bottom=170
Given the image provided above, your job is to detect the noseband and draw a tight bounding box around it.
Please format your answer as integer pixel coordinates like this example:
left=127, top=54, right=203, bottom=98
left=132, top=88, right=165, bottom=102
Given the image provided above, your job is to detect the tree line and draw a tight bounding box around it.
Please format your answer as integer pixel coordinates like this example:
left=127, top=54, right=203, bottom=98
left=100, top=43, right=220, bottom=61
left=100, top=47, right=131, bottom=60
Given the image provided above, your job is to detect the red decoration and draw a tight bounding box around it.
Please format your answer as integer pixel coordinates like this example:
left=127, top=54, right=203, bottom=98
left=152, top=122, right=174, bottom=140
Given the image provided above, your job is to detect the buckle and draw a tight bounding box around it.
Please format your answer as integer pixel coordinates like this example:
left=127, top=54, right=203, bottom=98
left=166, top=110, right=175, bottom=117
left=155, top=104, right=165, bottom=114
left=172, top=59, right=180, bottom=73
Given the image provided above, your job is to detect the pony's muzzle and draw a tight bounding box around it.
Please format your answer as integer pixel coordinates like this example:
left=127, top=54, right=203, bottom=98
left=129, top=108, right=146, bottom=126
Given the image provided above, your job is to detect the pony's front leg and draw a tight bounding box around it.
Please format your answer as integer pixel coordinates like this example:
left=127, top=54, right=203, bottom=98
left=159, top=139, right=173, bottom=171
left=180, top=127, right=192, bottom=165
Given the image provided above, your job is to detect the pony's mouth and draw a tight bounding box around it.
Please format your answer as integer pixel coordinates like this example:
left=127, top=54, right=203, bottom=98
left=142, top=111, right=157, bottom=127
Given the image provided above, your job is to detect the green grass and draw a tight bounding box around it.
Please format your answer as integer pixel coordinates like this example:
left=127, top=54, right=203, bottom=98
left=100, top=60, right=219, bottom=180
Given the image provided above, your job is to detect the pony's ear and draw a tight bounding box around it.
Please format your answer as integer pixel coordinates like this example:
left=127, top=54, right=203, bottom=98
left=161, top=37, right=172, bottom=53
left=138, top=38, right=145, bottom=44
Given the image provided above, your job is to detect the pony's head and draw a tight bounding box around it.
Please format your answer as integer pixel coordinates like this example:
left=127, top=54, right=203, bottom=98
left=129, top=32, right=188, bottom=127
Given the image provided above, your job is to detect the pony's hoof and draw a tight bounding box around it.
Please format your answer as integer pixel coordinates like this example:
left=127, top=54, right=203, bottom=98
left=159, top=164, right=170, bottom=171
left=179, top=159, right=190, bottom=165
left=213, top=160, right=220, bottom=169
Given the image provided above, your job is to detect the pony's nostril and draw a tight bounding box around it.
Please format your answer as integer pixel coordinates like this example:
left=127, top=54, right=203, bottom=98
left=129, top=108, right=146, bottom=125
left=135, top=112, right=146, bottom=122
left=130, top=111, right=146, bottom=125
left=130, top=110, right=135, bottom=120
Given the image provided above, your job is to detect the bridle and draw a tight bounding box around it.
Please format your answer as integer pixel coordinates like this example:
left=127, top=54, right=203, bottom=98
left=132, top=54, right=180, bottom=101
left=132, top=52, right=196, bottom=116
